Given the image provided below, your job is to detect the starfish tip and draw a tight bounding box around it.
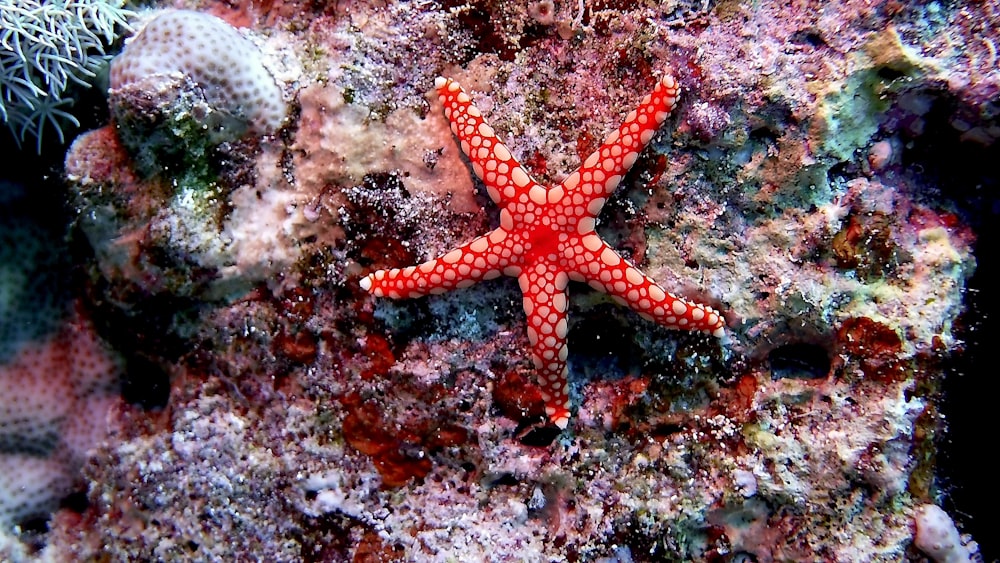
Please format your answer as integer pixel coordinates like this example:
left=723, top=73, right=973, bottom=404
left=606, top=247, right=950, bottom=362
left=359, top=276, right=373, bottom=292
left=434, top=76, right=447, bottom=89
left=547, top=405, right=570, bottom=429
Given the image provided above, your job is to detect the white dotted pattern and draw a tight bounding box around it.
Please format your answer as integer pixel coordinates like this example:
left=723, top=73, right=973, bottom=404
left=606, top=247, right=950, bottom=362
left=110, top=10, right=285, bottom=134
left=361, top=75, right=725, bottom=429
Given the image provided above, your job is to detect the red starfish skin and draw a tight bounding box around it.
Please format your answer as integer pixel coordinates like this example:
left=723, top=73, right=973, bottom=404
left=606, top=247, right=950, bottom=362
left=360, top=75, right=725, bottom=429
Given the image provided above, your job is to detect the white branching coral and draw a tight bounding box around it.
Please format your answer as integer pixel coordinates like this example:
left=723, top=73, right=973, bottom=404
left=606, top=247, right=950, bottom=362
left=0, top=0, right=134, bottom=151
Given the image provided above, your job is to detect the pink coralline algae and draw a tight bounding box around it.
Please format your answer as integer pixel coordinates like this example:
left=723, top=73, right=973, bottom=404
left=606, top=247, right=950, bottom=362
left=362, top=75, right=724, bottom=429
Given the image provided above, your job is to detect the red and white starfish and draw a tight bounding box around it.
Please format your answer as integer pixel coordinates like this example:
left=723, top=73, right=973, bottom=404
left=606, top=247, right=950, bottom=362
left=361, top=74, right=725, bottom=429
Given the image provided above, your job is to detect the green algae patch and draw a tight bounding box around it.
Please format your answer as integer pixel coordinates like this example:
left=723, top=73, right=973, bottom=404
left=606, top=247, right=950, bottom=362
left=812, top=27, right=933, bottom=163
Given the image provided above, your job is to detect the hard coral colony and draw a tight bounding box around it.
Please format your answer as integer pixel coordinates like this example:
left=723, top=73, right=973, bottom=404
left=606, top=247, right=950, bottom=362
left=362, top=74, right=725, bottom=428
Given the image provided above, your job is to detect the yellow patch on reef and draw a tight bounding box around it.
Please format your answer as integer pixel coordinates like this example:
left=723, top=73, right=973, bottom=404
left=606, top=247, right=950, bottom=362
left=917, top=227, right=963, bottom=267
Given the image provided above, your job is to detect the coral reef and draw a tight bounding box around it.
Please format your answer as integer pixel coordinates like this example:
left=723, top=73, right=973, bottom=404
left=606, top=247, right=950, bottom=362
left=67, top=9, right=301, bottom=303
left=0, top=0, right=996, bottom=561
left=0, top=183, right=122, bottom=559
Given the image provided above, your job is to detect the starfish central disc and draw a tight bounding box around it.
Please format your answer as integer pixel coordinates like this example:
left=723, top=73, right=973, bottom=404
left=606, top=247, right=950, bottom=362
left=360, top=74, right=725, bottom=429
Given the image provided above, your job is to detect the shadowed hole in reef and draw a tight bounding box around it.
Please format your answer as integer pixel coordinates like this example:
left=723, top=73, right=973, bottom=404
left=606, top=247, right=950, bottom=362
left=515, top=420, right=560, bottom=446
left=568, top=304, right=644, bottom=380
left=767, top=342, right=831, bottom=380
left=122, top=354, right=172, bottom=409
left=14, top=492, right=89, bottom=552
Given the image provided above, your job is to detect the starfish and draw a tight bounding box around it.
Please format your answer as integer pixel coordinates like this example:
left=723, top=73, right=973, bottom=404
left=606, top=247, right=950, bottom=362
left=360, top=74, right=725, bottom=429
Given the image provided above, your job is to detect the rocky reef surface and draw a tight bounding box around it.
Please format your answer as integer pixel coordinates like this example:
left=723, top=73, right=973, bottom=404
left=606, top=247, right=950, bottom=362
left=1, top=0, right=996, bottom=561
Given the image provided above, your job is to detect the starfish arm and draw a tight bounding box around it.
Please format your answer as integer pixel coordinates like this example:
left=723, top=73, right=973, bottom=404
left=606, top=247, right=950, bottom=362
left=567, top=235, right=725, bottom=337
left=435, top=77, right=539, bottom=206
left=562, top=75, right=680, bottom=205
left=517, top=265, right=572, bottom=429
left=360, top=229, right=511, bottom=299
